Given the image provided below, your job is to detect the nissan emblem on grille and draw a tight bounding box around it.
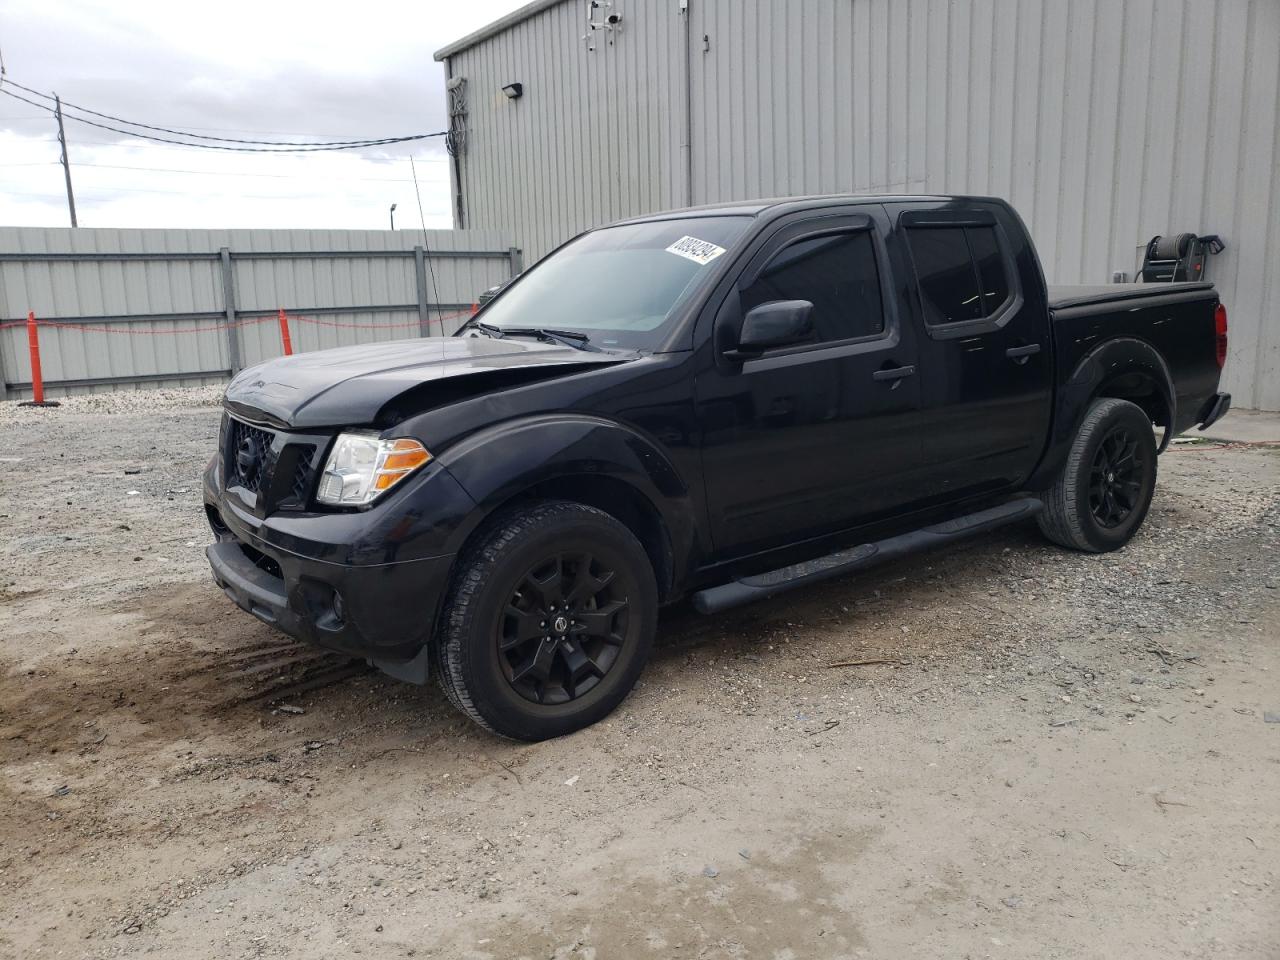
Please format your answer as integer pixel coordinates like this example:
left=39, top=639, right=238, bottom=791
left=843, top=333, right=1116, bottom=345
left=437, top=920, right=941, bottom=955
left=227, top=419, right=274, bottom=493
left=236, top=433, right=260, bottom=479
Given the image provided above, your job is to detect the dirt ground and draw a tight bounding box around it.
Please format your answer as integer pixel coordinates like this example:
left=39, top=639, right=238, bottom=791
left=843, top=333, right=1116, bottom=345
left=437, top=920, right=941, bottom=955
left=1, top=390, right=1277, bottom=960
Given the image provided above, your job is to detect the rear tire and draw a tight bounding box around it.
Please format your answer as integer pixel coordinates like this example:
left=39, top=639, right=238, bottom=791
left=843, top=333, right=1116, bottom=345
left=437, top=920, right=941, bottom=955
left=434, top=501, right=657, bottom=741
left=1037, top=398, right=1158, bottom=553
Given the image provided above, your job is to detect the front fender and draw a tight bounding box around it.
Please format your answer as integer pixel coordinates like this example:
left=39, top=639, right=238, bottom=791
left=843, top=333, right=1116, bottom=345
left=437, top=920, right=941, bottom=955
left=434, top=413, right=700, bottom=573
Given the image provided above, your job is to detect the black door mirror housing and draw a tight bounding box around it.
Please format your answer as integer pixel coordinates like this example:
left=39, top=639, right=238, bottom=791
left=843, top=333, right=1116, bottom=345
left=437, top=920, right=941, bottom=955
left=725, top=300, right=815, bottom=360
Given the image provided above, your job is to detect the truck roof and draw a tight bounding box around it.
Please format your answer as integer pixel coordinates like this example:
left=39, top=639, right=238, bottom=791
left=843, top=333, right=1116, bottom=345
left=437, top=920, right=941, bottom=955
left=607, top=194, right=992, bottom=227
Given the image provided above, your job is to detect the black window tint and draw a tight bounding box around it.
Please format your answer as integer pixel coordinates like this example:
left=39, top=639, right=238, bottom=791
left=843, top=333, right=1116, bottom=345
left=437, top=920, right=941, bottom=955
left=906, top=227, right=983, bottom=325
left=967, top=226, right=1011, bottom=314
left=741, top=230, right=885, bottom=344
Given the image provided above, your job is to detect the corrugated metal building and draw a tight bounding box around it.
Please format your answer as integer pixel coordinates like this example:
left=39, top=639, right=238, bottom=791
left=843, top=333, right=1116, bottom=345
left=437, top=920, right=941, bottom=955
left=435, top=0, right=1280, bottom=410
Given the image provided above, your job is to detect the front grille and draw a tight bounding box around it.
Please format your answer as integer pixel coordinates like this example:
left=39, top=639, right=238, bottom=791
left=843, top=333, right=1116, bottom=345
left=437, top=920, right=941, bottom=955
left=222, top=414, right=325, bottom=511
left=289, top=445, right=317, bottom=505
left=227, top=419, right=274, bottom=494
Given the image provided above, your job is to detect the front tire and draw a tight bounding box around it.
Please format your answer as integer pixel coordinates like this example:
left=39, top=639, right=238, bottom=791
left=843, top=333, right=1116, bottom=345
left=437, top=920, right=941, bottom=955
left=1037, top=397, right=1158, bottom=553
left=434, top=501, right=657, bottom=741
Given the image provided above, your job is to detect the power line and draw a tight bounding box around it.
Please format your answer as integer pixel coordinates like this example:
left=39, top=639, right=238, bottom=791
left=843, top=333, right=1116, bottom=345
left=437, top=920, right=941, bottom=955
left=0, top=159, right=446, bottom=181
left=65, top=161, right=446, bottom=182
left=3, top=133, right=442, bottom=156
left=0, top=84, right=445, bottom=152
left=1, top=113, right=399, bottom=139
left=0, top=87, right=444, bottom=153
left=1, top=76, right=442, bottom=148
left=1, top=111, right=415, bottom=138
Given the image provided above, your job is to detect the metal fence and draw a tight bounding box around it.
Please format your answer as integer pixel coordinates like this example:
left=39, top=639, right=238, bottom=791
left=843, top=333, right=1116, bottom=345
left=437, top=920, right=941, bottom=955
left=0, top=226, right=520, bottom=400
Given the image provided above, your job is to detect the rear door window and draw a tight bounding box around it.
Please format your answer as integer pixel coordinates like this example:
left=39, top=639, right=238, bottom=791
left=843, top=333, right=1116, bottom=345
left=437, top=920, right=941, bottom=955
left=906, top=225, right=1012, bottom=325
left=967, top=226, right=1012, bottom=315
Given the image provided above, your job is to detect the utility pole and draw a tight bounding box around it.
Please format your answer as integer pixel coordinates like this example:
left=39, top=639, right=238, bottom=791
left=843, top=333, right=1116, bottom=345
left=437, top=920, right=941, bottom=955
left=54, top=93, right=78, bottom=227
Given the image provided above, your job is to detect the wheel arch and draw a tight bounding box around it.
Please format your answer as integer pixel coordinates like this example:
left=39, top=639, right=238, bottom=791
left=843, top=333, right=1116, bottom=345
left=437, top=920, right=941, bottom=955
left=1090, top=358, right=1175, bottom=453
left=436, top=414, right=699, bottom=604
left=1079, top=338, right=1174, bottom=434
left=1030, top=336, right=1176, bottom=491
left=468, top=473, right=677, bottom=603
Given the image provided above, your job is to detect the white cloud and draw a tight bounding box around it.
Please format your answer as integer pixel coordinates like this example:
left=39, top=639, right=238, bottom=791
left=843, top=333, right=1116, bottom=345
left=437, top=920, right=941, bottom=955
left=0, top=0, right=524, bottom=230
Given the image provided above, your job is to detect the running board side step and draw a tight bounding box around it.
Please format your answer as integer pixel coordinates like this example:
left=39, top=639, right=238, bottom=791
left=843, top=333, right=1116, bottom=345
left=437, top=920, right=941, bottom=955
left=690, top=497, right=1043, bottom=615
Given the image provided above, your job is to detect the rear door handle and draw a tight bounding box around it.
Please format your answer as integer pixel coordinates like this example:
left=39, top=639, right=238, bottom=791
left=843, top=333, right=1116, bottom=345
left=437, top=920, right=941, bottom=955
left=872, top=365, right=916, bottom=382
left=1005, top=343, right=1042, bottom=361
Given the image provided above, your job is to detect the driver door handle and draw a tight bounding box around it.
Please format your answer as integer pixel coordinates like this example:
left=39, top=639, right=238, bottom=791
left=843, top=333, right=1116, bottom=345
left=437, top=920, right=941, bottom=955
left=1005, top=343, right=1042, bottom=360
left=872, top=365, right=916, bottom=382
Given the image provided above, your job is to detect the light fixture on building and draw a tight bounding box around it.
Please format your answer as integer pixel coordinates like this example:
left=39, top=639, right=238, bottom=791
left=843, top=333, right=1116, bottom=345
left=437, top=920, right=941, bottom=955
left=502, top=82, right=523, bottom=100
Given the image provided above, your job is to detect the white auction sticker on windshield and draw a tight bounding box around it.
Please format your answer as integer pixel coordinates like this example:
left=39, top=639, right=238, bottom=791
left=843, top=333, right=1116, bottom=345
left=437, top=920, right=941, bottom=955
left=665, top=235, right=727, bottom=265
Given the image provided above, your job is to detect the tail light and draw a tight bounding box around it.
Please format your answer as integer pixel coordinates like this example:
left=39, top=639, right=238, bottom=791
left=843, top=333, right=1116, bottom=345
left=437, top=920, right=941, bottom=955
left=1214, top=302, right=1228, bottom=369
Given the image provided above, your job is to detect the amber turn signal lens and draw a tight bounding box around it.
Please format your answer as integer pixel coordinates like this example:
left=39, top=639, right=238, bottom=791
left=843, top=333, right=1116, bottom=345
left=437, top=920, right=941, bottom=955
left=382, top=446, right=432, bottom=472
left=372, top=439, right=432, bottom=492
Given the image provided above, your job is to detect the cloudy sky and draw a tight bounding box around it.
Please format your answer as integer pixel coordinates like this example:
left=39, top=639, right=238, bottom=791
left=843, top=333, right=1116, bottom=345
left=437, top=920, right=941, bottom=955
left=0, top=0, right=525, bottom=230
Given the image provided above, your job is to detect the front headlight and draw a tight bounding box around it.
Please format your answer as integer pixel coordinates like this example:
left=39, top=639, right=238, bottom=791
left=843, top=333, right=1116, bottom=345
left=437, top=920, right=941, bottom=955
left=316, top=432, right=432, bottom=507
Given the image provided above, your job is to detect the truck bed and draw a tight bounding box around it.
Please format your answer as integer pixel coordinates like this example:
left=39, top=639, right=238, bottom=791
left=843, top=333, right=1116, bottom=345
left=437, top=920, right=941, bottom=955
left=1047, top=282, right=1215, bottom=311
left=1046, top=280, right=1222, bottom=438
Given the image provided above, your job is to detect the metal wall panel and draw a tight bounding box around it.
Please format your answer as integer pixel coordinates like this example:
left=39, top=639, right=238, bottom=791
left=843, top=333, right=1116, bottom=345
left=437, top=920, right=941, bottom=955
left=441, top=0, right=1280, bottom=409
left=448, top=0, right=686, bottom=264
left=0, top=226, right=515, bottom=398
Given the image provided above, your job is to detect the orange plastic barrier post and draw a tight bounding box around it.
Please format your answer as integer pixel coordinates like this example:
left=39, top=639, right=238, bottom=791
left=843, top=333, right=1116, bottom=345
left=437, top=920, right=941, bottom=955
left=471, top=302, right=479, bottom=316
left=278, top=308, right=294, bottom=356
left=18, top=312, right=58, bottom=407
left=26, top=312, right=44, bottom=404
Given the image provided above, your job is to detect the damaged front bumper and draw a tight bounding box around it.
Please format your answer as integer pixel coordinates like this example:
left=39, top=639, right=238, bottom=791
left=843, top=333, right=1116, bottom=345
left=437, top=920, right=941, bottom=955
left=202, top=450, right=474, bottom=684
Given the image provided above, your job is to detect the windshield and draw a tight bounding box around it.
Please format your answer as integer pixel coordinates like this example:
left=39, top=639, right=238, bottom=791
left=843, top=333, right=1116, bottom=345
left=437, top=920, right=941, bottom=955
left=468, top=216, right=750, bottom=350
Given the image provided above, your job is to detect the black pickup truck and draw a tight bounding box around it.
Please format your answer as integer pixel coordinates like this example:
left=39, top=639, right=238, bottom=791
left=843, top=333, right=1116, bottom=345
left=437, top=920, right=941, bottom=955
left=204, top=195, right=1231, bottom=740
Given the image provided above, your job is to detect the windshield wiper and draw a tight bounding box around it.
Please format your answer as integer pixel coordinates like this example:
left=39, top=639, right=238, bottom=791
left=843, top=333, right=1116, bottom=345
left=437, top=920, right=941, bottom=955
left=461, top=319, right=505, bottom=339
left=502, top=327, right=601, bottom=352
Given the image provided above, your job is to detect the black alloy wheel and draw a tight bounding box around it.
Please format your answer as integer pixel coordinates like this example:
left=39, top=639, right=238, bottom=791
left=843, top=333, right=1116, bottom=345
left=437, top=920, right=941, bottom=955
left=434, top=500, right=657, bottom=741
left=500, top=552, right=630, bottom=705
left=1088, top=427, right=1146, bottom=528
left=1037, top=397, right=1159, bottom=553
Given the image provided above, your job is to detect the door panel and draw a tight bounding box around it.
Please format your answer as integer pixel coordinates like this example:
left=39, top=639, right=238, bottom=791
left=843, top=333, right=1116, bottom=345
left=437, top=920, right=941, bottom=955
left=695, top=209, right=928, bottom=558
left=887, top=201, right=1054, bottom=499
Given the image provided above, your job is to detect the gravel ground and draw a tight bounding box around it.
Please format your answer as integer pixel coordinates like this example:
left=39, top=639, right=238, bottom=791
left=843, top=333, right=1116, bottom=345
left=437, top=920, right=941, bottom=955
left=0, top=384, right=227, bottom=423
left=1, top=389, right=1277, bottom=960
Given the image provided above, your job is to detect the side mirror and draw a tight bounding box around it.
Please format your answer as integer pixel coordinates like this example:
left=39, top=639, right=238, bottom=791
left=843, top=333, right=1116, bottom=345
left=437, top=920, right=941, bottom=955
left=724, top=300, right=814, bottom=361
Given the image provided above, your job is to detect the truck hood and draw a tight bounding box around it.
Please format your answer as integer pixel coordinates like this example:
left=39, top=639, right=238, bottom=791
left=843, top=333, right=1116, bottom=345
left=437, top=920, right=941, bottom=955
left=223, top=335, right=632, bottom=428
